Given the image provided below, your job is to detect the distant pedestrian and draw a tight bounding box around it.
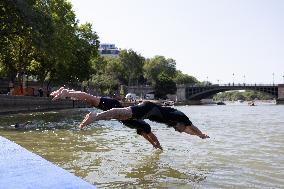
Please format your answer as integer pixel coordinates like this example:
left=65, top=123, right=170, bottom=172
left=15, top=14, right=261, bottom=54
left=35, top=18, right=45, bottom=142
left=38, top=88, right=43, bottom=97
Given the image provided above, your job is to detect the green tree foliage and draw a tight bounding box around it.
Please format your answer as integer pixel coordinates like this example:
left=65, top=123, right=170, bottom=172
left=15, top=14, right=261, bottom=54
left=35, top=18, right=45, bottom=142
left=143, top=56, right=177, bottom=85
left=0, top=0, right=46, bottom=80
left=90, top=49, right=146, bottom=94
left=0, top=0, right=99, bottom=85
left=213, top=90, right=273, bottom=101
left=90, top=53, right=199, bottom=96
left=174, top=70, right=199, bottom=85
left=154, top=73, right=177, bottom=99
left=1, top=0, right=199, bottom=97
left=90, top=56, right=121, bottom=95
left=119, top=49, right=145, bottom=86
left=104, top=57, right=125, bottom=83
left=47, top=0, right=99, bottom=84
left=91, top=74, right=119, bottom=96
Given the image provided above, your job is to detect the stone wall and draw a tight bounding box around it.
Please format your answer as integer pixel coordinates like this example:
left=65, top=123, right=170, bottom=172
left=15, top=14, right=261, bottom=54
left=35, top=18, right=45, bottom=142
left=0, top=95, right=89, bottom=114
left=278, top=84, right=284, bottom=99
left=176, top=85, right=186, bottom=101
left=277, top=84, right=284, bottom=104
left=127, top=85, right=154, bottom=98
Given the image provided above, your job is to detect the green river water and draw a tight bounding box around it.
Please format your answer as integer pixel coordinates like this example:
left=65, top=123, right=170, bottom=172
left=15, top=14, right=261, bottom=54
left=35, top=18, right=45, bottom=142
left=0, top=103, right=283, bottom=188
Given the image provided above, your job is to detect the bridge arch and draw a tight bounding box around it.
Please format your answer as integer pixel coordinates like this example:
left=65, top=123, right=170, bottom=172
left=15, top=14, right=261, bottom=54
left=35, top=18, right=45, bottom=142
left=185, top=84, right=278, bottom=100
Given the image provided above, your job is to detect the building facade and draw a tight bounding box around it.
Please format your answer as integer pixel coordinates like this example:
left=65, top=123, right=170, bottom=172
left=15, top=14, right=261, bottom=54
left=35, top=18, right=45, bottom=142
left=99, top=43, right=120, bottom=57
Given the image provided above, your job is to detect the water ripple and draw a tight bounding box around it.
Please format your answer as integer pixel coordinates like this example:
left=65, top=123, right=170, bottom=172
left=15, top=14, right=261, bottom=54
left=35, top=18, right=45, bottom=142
left=0, top=105, right=284, bottom=188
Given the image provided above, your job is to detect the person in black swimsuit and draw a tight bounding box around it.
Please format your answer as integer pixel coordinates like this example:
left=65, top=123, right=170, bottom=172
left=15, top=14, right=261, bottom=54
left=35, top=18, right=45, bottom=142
left=51, top=87, right=209, bottom=150
left=80, top=100, right=209, bottom=139
left=51, top=87, right=162, bottom=149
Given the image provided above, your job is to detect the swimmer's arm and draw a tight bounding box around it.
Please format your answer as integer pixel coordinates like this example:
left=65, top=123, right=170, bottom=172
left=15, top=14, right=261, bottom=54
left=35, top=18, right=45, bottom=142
left=141, top=131, right=163, bottom=150
left=184, top=124, right=210, bottom=139
left=51, top=87, right=100, bottom=106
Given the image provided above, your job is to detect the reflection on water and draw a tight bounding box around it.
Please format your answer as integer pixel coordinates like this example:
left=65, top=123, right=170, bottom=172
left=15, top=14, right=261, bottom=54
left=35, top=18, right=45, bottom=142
left=0, top=105, right=284, bottom=188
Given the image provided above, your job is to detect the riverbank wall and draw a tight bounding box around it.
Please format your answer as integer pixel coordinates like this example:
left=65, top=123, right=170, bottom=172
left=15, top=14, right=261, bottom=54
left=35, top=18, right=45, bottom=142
left=0, top=136, right=95, bottom=189
left=0, top=95, right=89, bottom=114
left=277, top=84, right=284, bottom=104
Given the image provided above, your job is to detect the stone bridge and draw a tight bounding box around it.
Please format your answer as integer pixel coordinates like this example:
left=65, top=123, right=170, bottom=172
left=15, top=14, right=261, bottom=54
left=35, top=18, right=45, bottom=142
left=128, top=84, right=284, bottom=104
left=179, top=84, right=284, bottom=104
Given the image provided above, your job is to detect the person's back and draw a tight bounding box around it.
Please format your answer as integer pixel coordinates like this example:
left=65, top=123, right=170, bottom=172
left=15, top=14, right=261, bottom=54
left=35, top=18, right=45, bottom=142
left=131, top=101, right=192, bottom=127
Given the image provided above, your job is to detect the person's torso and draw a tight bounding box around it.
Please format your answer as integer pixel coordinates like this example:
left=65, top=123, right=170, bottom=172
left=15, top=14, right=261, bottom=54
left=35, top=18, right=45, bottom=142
left=145, top=105, right=191, bottom=127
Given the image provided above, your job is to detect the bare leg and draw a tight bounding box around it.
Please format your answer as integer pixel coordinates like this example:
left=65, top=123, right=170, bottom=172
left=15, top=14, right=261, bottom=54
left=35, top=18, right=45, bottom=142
left=79, top=108, right=133, bottom=129
left=95, top=108, right=133, bottom=121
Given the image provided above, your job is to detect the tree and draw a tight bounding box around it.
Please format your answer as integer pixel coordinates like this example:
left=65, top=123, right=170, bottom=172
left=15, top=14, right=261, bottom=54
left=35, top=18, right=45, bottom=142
left=104, top=57, right=125, bottom=84
left=0, top=0, right=54, bottom=82
left=119, top=49, right=145, bottom=86
left=174, top=70, right=199, bottom=85
left=66, top=23, right=99, bottom=82
left=91, top=74, right=119, bottom=96
left=0, top=0, right=100, bottom=87
left=143, top=56, right=176, bottom=85
left=154, top=73, right=177, bottom=99
left=213, top=90, right=273, bottom=101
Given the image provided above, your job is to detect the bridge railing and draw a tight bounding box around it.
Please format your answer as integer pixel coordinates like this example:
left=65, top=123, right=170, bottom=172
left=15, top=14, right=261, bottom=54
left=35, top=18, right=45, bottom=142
left=183, top=83, right=278, bottom=87
left=217, top=84, right=277, bottom=87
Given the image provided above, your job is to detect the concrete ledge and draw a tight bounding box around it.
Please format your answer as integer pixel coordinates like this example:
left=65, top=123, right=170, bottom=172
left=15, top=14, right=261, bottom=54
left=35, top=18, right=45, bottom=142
left=0, top=95, right=89, bottom=114
left=0, top=136, right=96, bottom=189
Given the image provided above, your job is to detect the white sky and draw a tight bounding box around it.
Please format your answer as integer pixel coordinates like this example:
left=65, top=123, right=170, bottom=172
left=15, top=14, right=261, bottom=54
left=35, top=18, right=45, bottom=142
left=69, top=0, right=284, bottom=84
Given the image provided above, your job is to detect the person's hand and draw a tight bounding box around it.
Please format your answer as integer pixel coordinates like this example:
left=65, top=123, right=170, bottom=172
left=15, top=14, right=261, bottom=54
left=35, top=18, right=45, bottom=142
left=154, top=144, right=163, bottom=150
left=200, top=133, right=210, bottom=139
left=50, top=87, right=69, bottom=101
left=79, top=112, right=96, bottom=129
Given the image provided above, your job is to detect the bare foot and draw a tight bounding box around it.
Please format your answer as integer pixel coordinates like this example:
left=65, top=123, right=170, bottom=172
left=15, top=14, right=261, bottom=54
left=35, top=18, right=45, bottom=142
left=50, top=87, right=68, bottom=101
left=79, top=112, right=96, bottom=129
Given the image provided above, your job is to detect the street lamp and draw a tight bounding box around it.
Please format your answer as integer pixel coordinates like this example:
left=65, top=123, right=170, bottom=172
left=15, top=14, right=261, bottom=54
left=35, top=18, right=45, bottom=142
left=232, top=73, right=235, bottom=86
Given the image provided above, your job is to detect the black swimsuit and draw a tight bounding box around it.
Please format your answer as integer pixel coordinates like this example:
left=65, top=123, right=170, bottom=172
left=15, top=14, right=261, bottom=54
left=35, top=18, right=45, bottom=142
left=130, top=101, right=192, bottom=127
left=97, top=97, right=151, bottom=134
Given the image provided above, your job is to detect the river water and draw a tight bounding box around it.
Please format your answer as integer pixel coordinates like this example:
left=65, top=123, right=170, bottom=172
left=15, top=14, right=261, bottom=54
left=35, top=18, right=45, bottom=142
left=0, top=103, right=283, bottom=188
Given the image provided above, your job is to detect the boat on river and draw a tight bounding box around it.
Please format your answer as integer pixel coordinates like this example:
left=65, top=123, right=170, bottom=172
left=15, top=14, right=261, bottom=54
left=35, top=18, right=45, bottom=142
left=216, top=101, right=226, bottom=105
left=248, top=101, right=255, bottom=106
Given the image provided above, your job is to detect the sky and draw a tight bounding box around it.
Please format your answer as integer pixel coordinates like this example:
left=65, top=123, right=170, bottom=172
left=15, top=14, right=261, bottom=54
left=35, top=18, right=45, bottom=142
left=69, top=0, right=284, bottom=84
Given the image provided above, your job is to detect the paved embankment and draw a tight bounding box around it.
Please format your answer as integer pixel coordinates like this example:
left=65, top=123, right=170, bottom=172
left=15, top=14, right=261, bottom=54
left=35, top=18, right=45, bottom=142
left=0, top=136, right=96, bottom=189
left=0, top=95, right=89, bottom=114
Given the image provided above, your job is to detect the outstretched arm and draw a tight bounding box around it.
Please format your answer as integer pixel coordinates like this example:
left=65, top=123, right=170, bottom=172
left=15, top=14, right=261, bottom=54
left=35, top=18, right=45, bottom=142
left=50, top=87, right=100, bottom=107
left=184, top=124, right=210, bottom=139
left=141, top=131, right=163, bottom=150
